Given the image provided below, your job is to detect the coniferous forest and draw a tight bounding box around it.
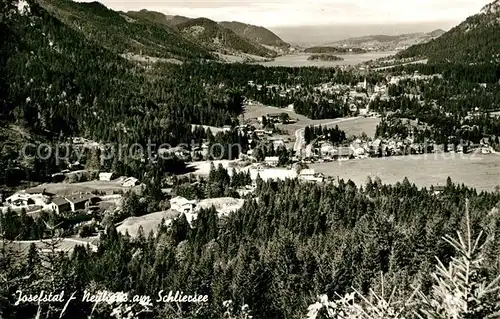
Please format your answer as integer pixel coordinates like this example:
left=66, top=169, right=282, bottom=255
left=1, top=0, right=500, bottom=318
left=2, top=176, right=500, bottom=318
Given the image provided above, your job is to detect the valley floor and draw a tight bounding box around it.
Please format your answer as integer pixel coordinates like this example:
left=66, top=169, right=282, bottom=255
left=310, top=153, right=500, bottom=192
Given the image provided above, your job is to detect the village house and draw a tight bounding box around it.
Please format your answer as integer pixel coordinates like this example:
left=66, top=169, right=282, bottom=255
left=122, top=177, right=140, bottom=187
left=170, top=196, right=197, bottom=214
left=66, top=194, right=101, bottom=212
left=50, top=194, right=100, bottom=214
left=264, top=156, right=280, bottom=167
left=99, top=172, right=115, bottom=181
left=254, top=129, right=267, bottom=137
left=50, top=197, right=72, bottom=214
left=5, top=190, right=53, bottom=207
left=432, top=186, right=446, bottom=196
left=158, top=146, right=189, bottom=158
left=68, top=161, right=84, bottom=171
left=299, top=169, right=315, bottom=178
left=300, top=175, right=324, bottom=183
left=266, top=113, right=282, bottom=123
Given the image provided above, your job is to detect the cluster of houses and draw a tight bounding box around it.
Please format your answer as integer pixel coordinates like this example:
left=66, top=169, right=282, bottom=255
left=247, top=81, right=302, bottom=98
left=1, top=189, right=101, bottom=215
left=98, top=172, right=140, bottom=187
left=386, top=72, right=442, bottom=86
left=1, top=172, right=142, bottom=216
left=298, top=134, right=496, bottom=164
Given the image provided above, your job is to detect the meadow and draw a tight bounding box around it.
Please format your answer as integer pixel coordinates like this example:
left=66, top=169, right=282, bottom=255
left=311, top=153, right=500, bottom=192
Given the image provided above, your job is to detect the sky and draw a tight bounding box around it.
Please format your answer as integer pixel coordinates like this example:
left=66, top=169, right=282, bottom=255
left=88, top=0, right=492, bottom=27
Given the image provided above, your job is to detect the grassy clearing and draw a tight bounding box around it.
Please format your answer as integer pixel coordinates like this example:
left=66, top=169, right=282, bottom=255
left=26, top=179, right=140, bottom=196
left=310, top=153, right=500, bottom=192
left=331, top=117, right=380, bottom=139
left=244, top=103, right=379, bottom=137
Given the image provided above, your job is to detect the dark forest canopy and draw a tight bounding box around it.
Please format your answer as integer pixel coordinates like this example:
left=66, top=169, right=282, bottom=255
left=397, top=1, right=500, bottom=63
left=38, top=0, right=213, bottom=60
left=1, top=177, right=500, bottom=318
left=307, top=54, right=344, bottom=61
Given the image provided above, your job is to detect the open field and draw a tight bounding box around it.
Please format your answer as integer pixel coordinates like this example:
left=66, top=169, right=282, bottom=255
left=331, top=117, right=380, bottom=138
left=26, top=178, right=141, bottom=196
left=117, top=210, right=180, bottom=237
left=195, top=197, right=245, bottom=218
left=3, top=237, right=100, bottom=255
left=310, top=154, right=500, bottom=192
left=244, top=103, right=377, bottom=136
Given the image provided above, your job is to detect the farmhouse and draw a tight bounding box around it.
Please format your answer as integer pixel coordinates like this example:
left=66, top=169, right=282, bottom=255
left=99, top=172, right=115, bottom=181
left=65, top=194, right=101, bottom=212
left=50, top=197, right=72, bottom=214
left=170, top=196, right=197, bottom=214
left=266, top=113, right=282, bottom=123
left=432, top=186, right=446, bottom=196
left=299, top=169, right=315, bottom=178
left=264, top=156, right=279, bottom=167
left=68, top=161, right=83, bottom=171
left=158, top=146, right=189, bottom=158
left=122, top=177, right=140, bottom=187
left=301, top=175, right=324, bottom=183
left=5, top=192, right=51, bottom=207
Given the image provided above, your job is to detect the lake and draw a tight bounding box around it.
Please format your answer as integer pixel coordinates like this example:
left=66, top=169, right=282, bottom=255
left=255, top=51, right=397, bottom=67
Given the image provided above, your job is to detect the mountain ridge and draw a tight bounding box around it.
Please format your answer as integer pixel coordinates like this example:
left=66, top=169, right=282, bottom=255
left=38, top=0, right=211, bottom=60
left=175, top=17, right=277, bottom=57
left=125, top=9, right=190, bottom=27
left=397, top=0, right=500, bottom=62
left=218, top=20, right=290, bottom=49
left=327, top=29, right=446, bottom=51
left=126, top=9, right=289, bottom=54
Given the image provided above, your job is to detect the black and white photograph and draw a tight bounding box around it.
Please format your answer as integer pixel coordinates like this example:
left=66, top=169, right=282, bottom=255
left=1, top=0, right=500, bottom=318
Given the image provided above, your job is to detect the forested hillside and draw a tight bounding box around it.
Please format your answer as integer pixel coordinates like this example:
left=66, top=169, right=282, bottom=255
left=2, top=175, right=500, bottom=318
left=176, top=18, right=277, bottom=57
left=125, top=10, right=190, bottom=27
left=397, top=0, right=500, bottom=62
left=0, top=0, right=246, bottom=181
left=219, top=21, right=290, bottom=48
left=38, top=0, right=212, bottom=60
left=328, top=30, right=445, bottom=51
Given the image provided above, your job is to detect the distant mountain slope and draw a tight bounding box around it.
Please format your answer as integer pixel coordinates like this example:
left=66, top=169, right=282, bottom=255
left=2, top=0, right=155, bottom=137
left=165, top=14, right=191, bottom=26
left=125, top=10, right=190, bottom=27
left=304, top=46, right=367, bottom=54
left=218, top=21, right=290, bottom=48
left=397, top=0, right=500, bottom=62
left=329, top=30, right=445, bottom=51
left=175, top=18, right=277, bottom=57
left=38, top=0, right=212, bottom=60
